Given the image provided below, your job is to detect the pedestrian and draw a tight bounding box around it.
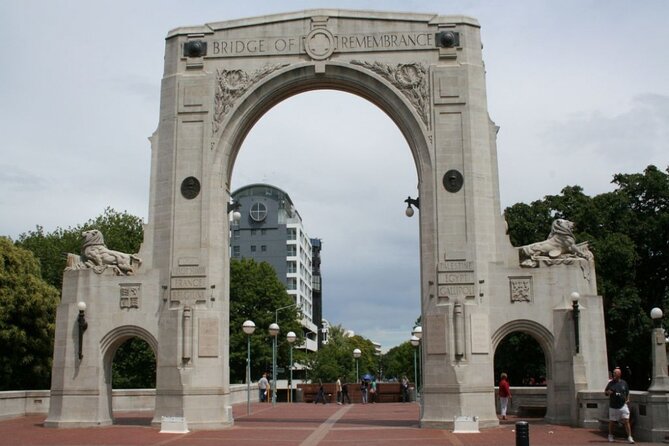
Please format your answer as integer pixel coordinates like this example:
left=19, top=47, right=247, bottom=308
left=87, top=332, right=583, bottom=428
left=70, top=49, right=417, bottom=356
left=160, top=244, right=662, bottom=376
left=498, top=372, right=512, bottom=420
left=341, top=381, right=351, bottom=404
left=336, top=377, right=343, bottom=405
left=258, top=372, right=269, bottom=403
left=369, top=378, right=378, bottom=403
left=360, top=379, right=368, bottom=404
left=605, top=367, right=634, bottom=443
left=401, top=375, right=410, bottom=402
left=314, top=380, right=327, bottom=404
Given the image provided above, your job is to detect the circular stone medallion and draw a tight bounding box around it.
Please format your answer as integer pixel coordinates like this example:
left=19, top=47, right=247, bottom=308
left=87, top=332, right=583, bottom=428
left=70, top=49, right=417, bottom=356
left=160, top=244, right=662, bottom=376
left=181, top=176, right=201, bottom=199
left=305, top=28, right=335, bottom=60
left=443, top=169, right=464, bottom=193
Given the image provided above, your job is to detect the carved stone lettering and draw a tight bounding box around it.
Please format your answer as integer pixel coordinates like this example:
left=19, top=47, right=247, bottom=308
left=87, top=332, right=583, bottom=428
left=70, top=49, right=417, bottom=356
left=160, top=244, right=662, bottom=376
left=438, top=272, right=475, bottom=284
left=171, top=290, right=206, bottom=302
left=174, top=266, right=206, bottom=276
left=438, top=285, right=475, bottom=298
left=171, top=277, right=206, bottom=289
left=438, top=260, right=474, bottom=271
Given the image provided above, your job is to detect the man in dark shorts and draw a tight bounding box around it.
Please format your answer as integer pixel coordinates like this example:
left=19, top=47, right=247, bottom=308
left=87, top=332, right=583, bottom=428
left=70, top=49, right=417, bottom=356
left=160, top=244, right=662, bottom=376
left=604, top=367, right=633, bottom=443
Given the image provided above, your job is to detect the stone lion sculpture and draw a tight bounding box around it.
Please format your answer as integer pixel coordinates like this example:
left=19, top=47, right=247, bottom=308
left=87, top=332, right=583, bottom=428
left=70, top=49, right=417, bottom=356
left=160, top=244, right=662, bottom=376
left=65, top=229, right=141, bottom=275
left=518, top=219, right=593, bottom=267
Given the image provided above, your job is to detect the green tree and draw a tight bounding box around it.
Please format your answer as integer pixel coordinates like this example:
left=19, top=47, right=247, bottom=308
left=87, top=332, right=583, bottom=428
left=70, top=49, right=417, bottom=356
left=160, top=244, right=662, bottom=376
left=305, top=325, right=379, bottom=383
left=111, top=338, right=156, bottom=389
left=504, top=165, right=669, bottom=389
left=0, top=237, right=59, bottom=390
left=229, top=258, right=304, bottom=384
left=494, top=333, right=545, bottom=386
left=383, top=341, right=415, bottom=381
left=16, top=207, right=144, bottom=290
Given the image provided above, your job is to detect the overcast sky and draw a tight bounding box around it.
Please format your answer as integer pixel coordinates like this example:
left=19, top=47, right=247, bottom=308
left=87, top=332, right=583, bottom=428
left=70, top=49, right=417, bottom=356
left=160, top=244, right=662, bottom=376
left=1, top=1, right=667, bottom=352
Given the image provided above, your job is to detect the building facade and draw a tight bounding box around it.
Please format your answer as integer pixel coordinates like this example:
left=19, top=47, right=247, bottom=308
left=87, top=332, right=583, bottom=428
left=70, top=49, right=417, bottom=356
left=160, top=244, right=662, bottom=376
left=231, top=184, right=319, bottom=352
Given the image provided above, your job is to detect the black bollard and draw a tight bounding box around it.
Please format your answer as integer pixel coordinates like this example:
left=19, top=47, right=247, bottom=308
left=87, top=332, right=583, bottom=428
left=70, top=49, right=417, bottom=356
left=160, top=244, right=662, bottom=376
left=515, top=421, right=529, bottom=446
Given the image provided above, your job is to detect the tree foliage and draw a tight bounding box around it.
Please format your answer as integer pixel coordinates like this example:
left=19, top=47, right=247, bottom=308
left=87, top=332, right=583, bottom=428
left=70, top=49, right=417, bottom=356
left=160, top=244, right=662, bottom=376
left=111, top=338, right=156, bottom=388
left=504, top=165, right=669, bottom=389
left=0, top=237, right=59, bottom=390
left=306, top=325, right=379, bottom=383
left=383, top=341, right=416, bottom=382
left=229, top=258, right=304, bottom=384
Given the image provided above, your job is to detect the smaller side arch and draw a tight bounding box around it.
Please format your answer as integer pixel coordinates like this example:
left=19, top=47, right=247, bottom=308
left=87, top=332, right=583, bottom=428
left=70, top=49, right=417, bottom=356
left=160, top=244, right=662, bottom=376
left=100, top=325, right=158, bottom=358
left=492, top=319, right=554, bottom=380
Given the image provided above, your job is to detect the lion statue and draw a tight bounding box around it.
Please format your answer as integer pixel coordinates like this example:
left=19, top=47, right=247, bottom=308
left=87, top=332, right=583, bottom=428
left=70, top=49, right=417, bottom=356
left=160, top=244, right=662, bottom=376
left=76, top=229, right=142, bottom=275
left=518, top=219, right=593, bottom=267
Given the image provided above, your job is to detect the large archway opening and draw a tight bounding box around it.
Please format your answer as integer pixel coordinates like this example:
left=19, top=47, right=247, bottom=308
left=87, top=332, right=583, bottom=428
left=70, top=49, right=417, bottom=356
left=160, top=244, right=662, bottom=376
left=492, top=323, right=552, bottom=420
left=228, top=87, right=421, bottom=401
left=100, top=327, right=158, bottom=425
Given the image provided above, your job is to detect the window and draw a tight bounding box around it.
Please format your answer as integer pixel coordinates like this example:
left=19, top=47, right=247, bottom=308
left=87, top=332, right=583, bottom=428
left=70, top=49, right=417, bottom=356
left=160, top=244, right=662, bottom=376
left=232, top=246, right=240, bottom=257
left=261, top=229, right=266, bottom=235
left=251, top=229, right=256, bottom=236
left=287, top=261, right=296, bottom=273
left=250, top=202, right=268, bottom=222
left=251, top=245, right=256, bottom=252
left=287, top=245, right=296, bottom=256
left=287, top=228, right=296, bottom=240
left=261, top=245, right=267, bottom=252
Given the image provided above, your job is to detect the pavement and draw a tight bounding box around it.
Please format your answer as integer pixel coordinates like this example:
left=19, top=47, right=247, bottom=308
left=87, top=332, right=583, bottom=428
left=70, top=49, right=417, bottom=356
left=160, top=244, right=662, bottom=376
left=1, top=402, right=666, bottom=446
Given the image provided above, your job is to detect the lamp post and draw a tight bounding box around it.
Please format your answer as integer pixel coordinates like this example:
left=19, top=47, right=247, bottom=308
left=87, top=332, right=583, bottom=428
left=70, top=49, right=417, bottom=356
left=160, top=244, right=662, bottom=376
left=269, top=323, right=279, bottom=405
left=412, top=326, right=422, bottom=394
left=242, top=320, right=256, bottom=415
left=77, top=301, right=88, bottom=360
left=648, top=308, right=669, bottom=392
left=287, top=331, right=296, bottom=403
left=411, top=335, right=420, bottom=395
left=353, top=348, right=361, bottom=383
left=571, top=292, right=581, bottom=354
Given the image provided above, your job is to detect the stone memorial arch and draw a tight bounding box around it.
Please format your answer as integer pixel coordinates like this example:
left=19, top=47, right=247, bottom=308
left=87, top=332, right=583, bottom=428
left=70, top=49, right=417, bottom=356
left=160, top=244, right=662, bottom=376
left=46, top=9, right=608, bottom=430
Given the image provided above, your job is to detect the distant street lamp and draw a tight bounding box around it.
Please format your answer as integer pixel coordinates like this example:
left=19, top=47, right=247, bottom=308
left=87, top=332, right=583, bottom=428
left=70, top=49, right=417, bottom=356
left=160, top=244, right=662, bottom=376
left=269, top=322, right=280, bottom=405
left=287, top=331, right=297, bottom=403
left=353, top=348, right=361, bottom=382
left=571, top=292, right=581, bottom=354
left=242, top=320, right=256, bottom=415
left=412, top=326, right=422, bottom=394
left=411, top=335, right=420, bottom=394
left=77, top=302, right=88, bottom=360
left=649, top=308, right=669, bottom=392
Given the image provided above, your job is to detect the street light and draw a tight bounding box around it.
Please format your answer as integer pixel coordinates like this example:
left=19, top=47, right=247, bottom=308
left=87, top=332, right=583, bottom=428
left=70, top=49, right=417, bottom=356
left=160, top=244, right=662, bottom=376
left=269, top=322, right=280, bottom=405
left=649, top=308, right=669, bottom=392
left=77, top=301, right=88, bottom=360
left=353, top=348, right=361, bottom=383
left=227, top=200, right=241, bottom=222
left=242, top=320, right=256, bottom=415
left=411, top=335, right=420, bottom=394
left=571, top=292, right=581, bottom=354
left=404, top=196, right=420, bottom=217
left=412, top=326, right=422, bottom=394
left=287, top=331, right=297, bottom=403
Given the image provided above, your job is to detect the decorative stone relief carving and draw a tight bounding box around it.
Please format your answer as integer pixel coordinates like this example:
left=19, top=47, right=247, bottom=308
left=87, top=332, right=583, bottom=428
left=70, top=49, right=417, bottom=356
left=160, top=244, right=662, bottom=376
left=120, top=283, right=141, bottom=309
left=350, top=61, right=430, bottom=128
left=518, top=219, right=593, bottom=268
left=509, top=277, right=532, bottom=303
left=65, top=229, right=141, bottom=276
left=212, top=64, right=289, bottom=137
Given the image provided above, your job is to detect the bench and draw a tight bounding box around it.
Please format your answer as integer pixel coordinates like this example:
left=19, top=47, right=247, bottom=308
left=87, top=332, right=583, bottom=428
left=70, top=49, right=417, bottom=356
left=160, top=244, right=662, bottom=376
left=517, top=404, right=546, bottom=417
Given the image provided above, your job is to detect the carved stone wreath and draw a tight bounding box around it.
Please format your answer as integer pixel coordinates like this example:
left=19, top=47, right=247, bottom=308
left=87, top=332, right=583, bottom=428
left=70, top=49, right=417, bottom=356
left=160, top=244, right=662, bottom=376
left=350, top=60, right=430, bottom=128
left=212, top=64, right=289, bottom=137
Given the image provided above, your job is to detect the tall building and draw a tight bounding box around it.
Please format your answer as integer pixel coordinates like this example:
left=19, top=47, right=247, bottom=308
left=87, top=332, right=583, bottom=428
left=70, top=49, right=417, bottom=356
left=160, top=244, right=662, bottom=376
left=230, top=184, right=319, bottom=352
left=311, top=238, right=325, bottom=347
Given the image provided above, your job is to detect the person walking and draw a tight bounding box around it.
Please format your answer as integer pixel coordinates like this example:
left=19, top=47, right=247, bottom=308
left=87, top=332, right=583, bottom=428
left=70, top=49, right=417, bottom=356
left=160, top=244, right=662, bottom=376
left=336, top=377, right=343, bottom=405
left=401, top=376, right=410, bottom=402
left=314, top=380, right=327, bottom=404
left=498, top=372, right=512, bottom=420
left=605, top=367, right=634, bottom=443
left=369, top=378, right=378, bottom=403
left=360, top=379, right=368, bottom=404
left=258, top=372, right=269, bottom=403
left=341, top=381, right=351, bottom=404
